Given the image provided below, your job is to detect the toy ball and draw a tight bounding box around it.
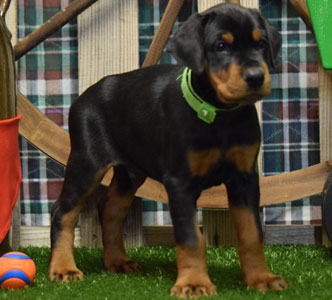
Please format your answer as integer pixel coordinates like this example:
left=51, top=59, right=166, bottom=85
left=0, top=252, right=36, bottom=289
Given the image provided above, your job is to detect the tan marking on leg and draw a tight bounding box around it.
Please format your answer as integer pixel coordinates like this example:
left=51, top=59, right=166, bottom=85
left=102, top=177, right=140, bottom=273
left=209, top=62, right=271, bottom=104
left=49, top=205, right=83, bottom=282
left=230, top=206, right=288, bottom=291
left=226, top=143, right=259, bottom=173
left=171, top=217, right=217, bottom=298
left=252, top=29, right=262, bottom=42
left=187, top=148, right=221, bottom=176
left=222, top=32, right=234, bottom=44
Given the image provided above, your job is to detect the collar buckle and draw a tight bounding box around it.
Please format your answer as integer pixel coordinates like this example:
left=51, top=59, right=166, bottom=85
left=198, top=102, right=216, bottom=124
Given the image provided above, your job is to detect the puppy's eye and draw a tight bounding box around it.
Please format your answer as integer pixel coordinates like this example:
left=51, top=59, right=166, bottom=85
left=215, top=41, right=226, bottom=52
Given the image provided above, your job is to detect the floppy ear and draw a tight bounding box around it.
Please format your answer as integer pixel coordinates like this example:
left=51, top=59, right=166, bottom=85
left=167, top=13, right=206, bottom=73
left=260, top=14, right=282, bottom=70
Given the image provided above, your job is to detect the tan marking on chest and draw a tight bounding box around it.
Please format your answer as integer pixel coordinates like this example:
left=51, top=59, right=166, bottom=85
left=187, top=148, right=222, bottom=176
left=226, top=143, right=259, bottom=173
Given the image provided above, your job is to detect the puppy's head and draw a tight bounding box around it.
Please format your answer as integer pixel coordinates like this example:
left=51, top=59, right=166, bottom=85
left=167, top=4, right=282, bottom=105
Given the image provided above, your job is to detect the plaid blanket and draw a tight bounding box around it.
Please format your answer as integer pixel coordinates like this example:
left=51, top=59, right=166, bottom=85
left=17, top=0, right=320, bottom=226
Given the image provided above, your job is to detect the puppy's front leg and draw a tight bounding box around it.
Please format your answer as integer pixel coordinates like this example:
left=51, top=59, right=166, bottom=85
left=166, top=180, right=217, bottom=299
left=226, top=172, right=288, bottom=291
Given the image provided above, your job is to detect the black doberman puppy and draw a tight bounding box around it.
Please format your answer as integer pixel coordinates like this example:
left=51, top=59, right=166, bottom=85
left=49, top=3, right=287, bottom=298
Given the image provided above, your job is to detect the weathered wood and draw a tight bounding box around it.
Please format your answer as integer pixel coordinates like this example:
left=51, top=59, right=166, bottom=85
left=265, top=225, right=321, bottom=245
left=17, top=92, right=70, bottom=166
left=143, top=226, right=176, bottom=247
left=202, top=209, right=237, bottom=247
left=319, top=58, right=332, bottom=247
left=289, top=0, right=313, bottom=32
left=78, top=0, right=140, bottom=248
left=19, top=226, right=81, bottom=247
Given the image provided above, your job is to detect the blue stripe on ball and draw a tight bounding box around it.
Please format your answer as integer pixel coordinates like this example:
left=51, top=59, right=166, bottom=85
left=1, top=253, right=31, bottom=259
left=0, top=270, right=30, bottom=286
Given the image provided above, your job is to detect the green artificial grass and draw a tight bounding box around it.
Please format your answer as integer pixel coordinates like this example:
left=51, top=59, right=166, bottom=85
left=1, top=245, right=332, bottom=299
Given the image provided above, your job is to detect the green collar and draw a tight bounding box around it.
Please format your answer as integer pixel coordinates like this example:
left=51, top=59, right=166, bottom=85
left=180, top=67, right=242, bottom=124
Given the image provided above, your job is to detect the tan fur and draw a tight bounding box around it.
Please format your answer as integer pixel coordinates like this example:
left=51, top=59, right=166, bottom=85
left=230, top=206, right=288, bottom=291
left=208, top=62, right=271, bottom=104
left=102, top=176, right=140, bottom=273
left=226, top=143, right=259, bottom=173
left=49, top=205, right=83, bottom=281
left=171, top=217, right=217, bottom=298
left=222, top=32, right=234, bottom=44
left=187, top=148, right=222, bottom=176
left=252, top=29, right=262, bottom=41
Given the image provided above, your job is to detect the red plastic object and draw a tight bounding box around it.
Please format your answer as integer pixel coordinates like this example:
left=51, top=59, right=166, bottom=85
left=0, top=115, right=21, bottom=243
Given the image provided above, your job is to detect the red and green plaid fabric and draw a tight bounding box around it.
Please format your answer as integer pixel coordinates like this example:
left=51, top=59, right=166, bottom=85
left=17, top=0, right=320, bottom=227
left=261, top=0, right=320, bottom=225
left=18, top=0, right=76, bottom=226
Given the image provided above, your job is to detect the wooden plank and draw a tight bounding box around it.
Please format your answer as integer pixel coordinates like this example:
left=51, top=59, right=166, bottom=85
left=265, top=225, right=321, bottom=245
left=17, top=225, right=323, bottom=247
left=18, top=92, right=70, bottom=166
left=202, top=209, right=237, bottom=247
left=20, top=226, right=81, bottom=247
left=143, top=226, right=176, bottom=247
left=319, top=58, right=332, bottom=247
left=78, top=0, right=139, bottom=92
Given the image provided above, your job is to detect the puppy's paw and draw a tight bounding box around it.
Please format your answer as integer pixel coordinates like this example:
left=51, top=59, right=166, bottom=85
left=49, top=267, right=83, bottom=282
left=246, top=272, right=288, bottom=291
left=170, top=283, right=217, bottom=299
left=106, top=260, right=141, bottom=273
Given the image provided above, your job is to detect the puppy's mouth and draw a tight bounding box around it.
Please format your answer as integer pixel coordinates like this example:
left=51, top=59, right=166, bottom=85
left=208, top=62, right=271, bottom=105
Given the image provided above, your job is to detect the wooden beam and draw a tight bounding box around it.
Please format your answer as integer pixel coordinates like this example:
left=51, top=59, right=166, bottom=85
left=13, top=0, right=98, bottom=60
left=142, top=0, right=184, bottom=68
left=17, top=92, right=70, bottom=166
left=289, top=0, right=313, bottom=33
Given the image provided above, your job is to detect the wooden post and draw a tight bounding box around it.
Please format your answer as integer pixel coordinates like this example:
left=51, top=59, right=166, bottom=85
left=319, top=58, right=332, bottom=247
left=202, top=209, right=237, bottom=247
left=78, top=0, right=141, bottom=248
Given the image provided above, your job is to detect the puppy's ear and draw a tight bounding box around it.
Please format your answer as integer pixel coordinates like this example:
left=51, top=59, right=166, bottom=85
left=253, top=10, right=282, bottom=69
left=167, top=13, right=207, bottom=73
left=262, top=17, right=282, bottom=69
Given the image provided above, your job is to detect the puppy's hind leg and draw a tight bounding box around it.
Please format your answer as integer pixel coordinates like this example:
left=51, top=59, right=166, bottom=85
left=98, top=165, right=146, bottom=273
left=49, top=153, right=112, bottom=282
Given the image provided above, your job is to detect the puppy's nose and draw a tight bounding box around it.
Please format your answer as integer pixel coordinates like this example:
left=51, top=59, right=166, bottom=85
left=243, top=68, right=264, bottom=89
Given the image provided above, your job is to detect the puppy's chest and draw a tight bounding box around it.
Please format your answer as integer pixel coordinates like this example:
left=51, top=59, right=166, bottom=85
left=187, top=143, right=259, bottom=178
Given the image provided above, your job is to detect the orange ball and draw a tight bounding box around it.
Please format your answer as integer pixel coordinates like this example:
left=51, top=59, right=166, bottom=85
left=0, top=252, right=36, bottom=289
